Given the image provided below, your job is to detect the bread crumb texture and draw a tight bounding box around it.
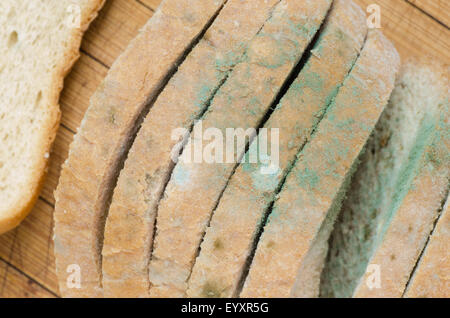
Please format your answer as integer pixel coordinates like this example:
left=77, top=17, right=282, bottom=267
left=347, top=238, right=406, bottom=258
left=0, top=0, right=104, bottom=234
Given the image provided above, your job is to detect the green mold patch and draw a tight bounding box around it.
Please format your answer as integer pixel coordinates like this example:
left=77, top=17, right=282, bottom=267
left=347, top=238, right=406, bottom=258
left=172, top=164, right=191, bottom=187
left=215, top=47, right=247, bottom=73
left=250, top=33, right=294, bottom=70
left=320, top=89, right=446, bottom=297
left=290, top=71, right=325, bottom=96
left=295, top=167, right=320, bottom=190
left=287, top=19, right=319, bottom=40
left=194, top=84, right=213, bottom=109
left=201, top=281, right=224, bottom=298
left=213, top=238, right=224, bottom=250
left=250, top=168, right=281, bottom=193
left=106, top=106, right=117, bottom=125
left=377, top=115, right=439, bottom=244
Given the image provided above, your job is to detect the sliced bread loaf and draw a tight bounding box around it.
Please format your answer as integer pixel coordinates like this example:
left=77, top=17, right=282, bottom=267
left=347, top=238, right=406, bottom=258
left=187, top=0, right=368, bottom=298
left=53, top=0, right=227, bottom=297
left=320, top=61, right=449, bottom=298
left=404, top=194, right=449, bottom=298
left=148, top=0, right=333, bottom=297
left=240, top=30, right=400, bottom=298
left=0, top=0, right=104, bottom=234
left=101, top=0, right=281, bottom=298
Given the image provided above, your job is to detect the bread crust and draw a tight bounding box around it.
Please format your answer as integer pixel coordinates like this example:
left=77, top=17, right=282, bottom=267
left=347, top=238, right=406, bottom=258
left=240, top=30, right=400, bottom=298
left=101, top=0, right=281, bottom=298
left=187, top=0, right=368, bottom=298
left=353, top=63, right=449, bottom=297
left=53, top=0, right=226, bottom=297
left=147, top=0, right=333, bottom=298
left=0, top=0, right=105, bottom=235
left=404, top=195, right=450, bottom=298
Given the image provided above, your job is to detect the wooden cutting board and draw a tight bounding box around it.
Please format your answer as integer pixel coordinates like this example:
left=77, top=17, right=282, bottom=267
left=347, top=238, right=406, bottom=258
left=0, top=0, right=448, bottom=297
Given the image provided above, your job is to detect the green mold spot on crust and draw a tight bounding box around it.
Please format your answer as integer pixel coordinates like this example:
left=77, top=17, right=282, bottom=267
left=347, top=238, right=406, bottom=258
left=335, top=29, right=345, bottom=41
left=352, top=85, right=361, bottom=97
left=251, top=168, right=280, bottom=192
left=215, top=49, right=244, bottom=73
left=213, top=238, right=224, bottom=250
left=377, top=115, right=438, bottom=245
left=183, top=12, right=196, bottom=24
left=173, top=165, right=190, bottom=187
left=246, top=96, right=262, bottom=116
left=303, top=72, right=324, bottom=93
left=107, top=107, right=116, bottom=125
left=267, top=240, right=276, bottom=248
left=264, top=76, right=277, bottom=93
left=287, top=19, right=318, bottom=39
left=201, top=281, right=222, bottom=298
left=288, top=68, right=324, bottom=99
left=250, top=33, right=295, bottom=69
left=296, top=167, right=320, bottom=190
left=266, top=205, right=281, bottom=224
left=336, top=117, right=356, bottom=132
left=242, top=159, right=256, bottom=173
left=195, top=84, right=212, bottom=109
left=324, top=86, right=340, bottom=107
left=426, top=145, right=442, bottom=167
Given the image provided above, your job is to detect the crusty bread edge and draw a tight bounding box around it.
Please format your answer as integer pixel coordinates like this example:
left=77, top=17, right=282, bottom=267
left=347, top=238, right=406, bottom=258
left=0, top=0, right=106, bottom=235
left=404, top=193, right=450, bottom=297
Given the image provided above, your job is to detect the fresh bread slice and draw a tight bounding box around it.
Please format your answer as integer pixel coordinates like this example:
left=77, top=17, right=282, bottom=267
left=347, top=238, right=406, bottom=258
left=240, top=30, right=400, bottom=298
left=148, top=0, right=333, bottom=298
left=186, top=0, right=368, bottom=298
left=53, top=0, right=227, bottom=298
left=0, top=0, right=104, bottom=234
left=101, top=0, right=281, bottom=298
left=320, top=62, right=449, bottom=298
left=405, top=194, right=449, bottom=298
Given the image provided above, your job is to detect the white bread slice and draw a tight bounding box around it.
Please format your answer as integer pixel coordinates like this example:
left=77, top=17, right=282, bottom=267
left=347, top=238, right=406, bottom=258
left=101, top=0, right=281, bottom=298
left=405, top=194, right=449, bottom=298
left=321, top=62, right=449, bottom=298
left=53, top=0, right=227, bottom=298
left=0, top=0, right=104, bottom=234
left=187, top=0, right=367, bottom=298
left=240, top=30, right=400, bottom=298
left=148, top=0, right=333, bottom=298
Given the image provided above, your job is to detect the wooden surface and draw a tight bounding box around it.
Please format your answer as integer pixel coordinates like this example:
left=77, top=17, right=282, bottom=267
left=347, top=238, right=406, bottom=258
left=0, top=0, right=448, bottom=298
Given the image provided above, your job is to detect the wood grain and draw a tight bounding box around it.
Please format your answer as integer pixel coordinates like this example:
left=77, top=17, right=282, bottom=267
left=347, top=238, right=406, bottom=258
left=138, top=0, right=160, bottom=11
left=354, top=0, right=449, bottom=62
left=407, top=0, right=450, bottom=26
left=82, top=0, right=153, bottom=67
left=0, top=0, right=448, bottom=297
left=0, top=259, right=55, bottom=298
left=60, top=53, right=108, bottom=133
left=0, top=200, right=57, bottom=294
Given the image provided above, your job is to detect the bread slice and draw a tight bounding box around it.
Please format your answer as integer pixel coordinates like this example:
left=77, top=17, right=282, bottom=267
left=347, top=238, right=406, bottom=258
left=186, top=0, right=367, bottom=298
left=240, top=30, right=400, bottom=298
left=53, top=0, right=227, bottom=297
left=405, top=194, right=449, bottom=298
left=101, top=0, right=281, bottom=298
left=148, top=0, right=333, bottom=297
left=320, top=62, right=449, bottom=298
left=0, top=0, right=104, bottom=234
